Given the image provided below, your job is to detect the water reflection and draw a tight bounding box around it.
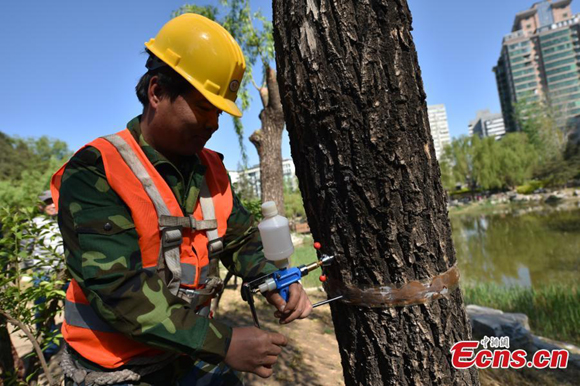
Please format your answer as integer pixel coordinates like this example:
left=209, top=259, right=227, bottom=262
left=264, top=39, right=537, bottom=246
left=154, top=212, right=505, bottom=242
left=451, top=207, right=580, bottom=288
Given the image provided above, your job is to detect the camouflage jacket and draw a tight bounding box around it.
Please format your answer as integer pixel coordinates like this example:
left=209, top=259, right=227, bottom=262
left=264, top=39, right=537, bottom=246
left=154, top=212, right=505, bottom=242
left=57, top=116, right=277, bottom=368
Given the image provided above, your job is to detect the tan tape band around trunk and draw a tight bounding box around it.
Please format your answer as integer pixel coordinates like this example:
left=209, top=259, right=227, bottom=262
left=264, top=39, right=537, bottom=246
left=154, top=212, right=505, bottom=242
left=324, top=264, right=460, bottom=308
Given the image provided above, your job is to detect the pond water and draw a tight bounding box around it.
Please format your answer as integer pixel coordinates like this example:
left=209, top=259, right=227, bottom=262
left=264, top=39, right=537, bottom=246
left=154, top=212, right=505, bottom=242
left=450, top=204, right=580, bottom=288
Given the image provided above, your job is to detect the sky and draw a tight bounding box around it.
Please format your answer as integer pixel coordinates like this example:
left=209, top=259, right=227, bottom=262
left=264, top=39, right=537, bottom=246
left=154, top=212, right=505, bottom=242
left=1, top=0, right=576, bottom=170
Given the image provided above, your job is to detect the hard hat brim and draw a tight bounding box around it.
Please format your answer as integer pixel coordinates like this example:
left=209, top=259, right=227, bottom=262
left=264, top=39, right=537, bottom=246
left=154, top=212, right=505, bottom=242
left=193, top=81, right=243, bottom=118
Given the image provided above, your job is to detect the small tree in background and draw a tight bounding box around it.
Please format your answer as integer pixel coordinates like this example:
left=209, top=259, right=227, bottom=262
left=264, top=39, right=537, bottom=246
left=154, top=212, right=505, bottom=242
left=497, top=133, right=537, bottom=189
left=514, top=98, right=580, bottom=187
left=472, top=136, right=502, bottom=191
left=514, top=98, right=567, bottom=161
left=441, top=136, right=478, bottom=191
left=438, top=150, right=456, bottom=192
left=0, top=207, right=67, bottom=385
left=283, top=179, right=305, bottom=220
left=0, top=133, right=70, bottom=207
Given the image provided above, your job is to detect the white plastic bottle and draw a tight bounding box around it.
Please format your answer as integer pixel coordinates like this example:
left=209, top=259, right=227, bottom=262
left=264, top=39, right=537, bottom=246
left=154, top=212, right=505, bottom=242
left=258, top=201, right=294, bottom=268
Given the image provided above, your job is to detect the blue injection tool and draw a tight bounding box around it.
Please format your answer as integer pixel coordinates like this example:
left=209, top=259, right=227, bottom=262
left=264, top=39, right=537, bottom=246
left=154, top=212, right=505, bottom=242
left=242, top=242, right=340, bottom=328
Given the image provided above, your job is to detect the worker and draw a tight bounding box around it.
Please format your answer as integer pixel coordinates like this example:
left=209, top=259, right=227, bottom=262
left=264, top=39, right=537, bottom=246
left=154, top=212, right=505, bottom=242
left=51, top=13, right=312, bottom=386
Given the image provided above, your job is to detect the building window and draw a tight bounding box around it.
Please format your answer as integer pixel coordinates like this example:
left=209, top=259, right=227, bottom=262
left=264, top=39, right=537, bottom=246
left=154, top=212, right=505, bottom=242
left=563, top=13, right=568, bottom=18
left=526, top=24, right=532, bottom=29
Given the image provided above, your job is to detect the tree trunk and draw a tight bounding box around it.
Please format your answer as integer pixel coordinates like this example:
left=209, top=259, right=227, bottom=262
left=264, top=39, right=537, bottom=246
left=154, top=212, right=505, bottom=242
left=0, top=316, right=15, bottom=375
left=0, top=315, right=24, bottom=382
left=273, top=1, right=479, bottom=385
left=249, top=66, right=286, bottom=214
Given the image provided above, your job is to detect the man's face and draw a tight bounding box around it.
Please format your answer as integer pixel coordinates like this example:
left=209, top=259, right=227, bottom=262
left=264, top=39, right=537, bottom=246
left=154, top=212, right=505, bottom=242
left=152, top=87, right=222, bottom=158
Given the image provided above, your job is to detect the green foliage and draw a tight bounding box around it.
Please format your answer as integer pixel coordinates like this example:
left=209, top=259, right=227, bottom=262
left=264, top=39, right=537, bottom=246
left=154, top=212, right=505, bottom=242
left=534, top=138, right=580, bottom=187
left=473, top=136, right=502, bottom=190
left=516, top=180, right=545, bottom=195
left=283, top=180, right=305, bottom=220
left=241, top=198, right=262, bottom=222
left=438, top=156, right=456, bottom=191
left=443, top=132, right=539, bottom=191
left=0, top=132, right=70, bottom=207
left=290, top=237, right=321, bottom=289
left=173, top=0, right=275, bottom=167
left=512, top=98, right=580, bottom=186
left=0, top=132, right=34, bottom=181
left=464, top=284, right=580, bottom=345
left=238, top=181, right=306, bottom=222
left=514, top=98, right=567, bottom=161
left=442, top=136, right=476, bottom=191
left=172, top=4, right=218, bottom=20
left=444, top=100, right=578, bottom=192
left=0, top=206, right=67, bottom=376
left=448, top=187, right=475, bottom=197
left=497, top=133, right=537, bottom=189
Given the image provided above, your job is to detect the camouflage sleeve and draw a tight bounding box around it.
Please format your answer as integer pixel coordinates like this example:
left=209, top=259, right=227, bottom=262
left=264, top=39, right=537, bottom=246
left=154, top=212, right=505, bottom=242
left=58, top=146, right=232, bottom=364
left=219, top=179, right=278, bottom=280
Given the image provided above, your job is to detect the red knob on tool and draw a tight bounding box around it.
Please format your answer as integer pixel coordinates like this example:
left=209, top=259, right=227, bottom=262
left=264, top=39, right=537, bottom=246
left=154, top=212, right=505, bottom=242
left=319, top=275, right=327, bottom=282
left=314, top=242, right=322, bottom=250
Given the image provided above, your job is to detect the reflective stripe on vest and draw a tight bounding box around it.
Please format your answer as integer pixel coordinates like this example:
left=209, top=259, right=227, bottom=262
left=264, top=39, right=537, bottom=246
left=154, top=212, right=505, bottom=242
left=102, top=133, right=183, bottom=295
left=51, top=128, right=233, bottom=369
left=64, top=299, right=116, bottom=333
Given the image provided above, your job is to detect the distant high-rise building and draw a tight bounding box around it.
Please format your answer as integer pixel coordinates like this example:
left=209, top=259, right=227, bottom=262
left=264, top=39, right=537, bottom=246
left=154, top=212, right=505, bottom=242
left=228, top=159, right=298, bottom=198
left=494, top=0, right=580, bottom=132
left=468, top=110, right=507, bottom=140
left=427, top=104, right=451, bottom=158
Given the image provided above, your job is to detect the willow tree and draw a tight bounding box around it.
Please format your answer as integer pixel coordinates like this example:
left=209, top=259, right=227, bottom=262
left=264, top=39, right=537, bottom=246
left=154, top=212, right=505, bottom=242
left=174, top=1, right=285, bottom=212
left=273, top=1, right=479, bottom=385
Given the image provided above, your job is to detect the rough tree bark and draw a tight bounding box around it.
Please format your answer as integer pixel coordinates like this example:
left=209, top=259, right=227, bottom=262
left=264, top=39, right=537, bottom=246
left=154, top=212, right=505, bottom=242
left=249, top=66, right=286, bottom=214
left=273, top=1, right=479, bottom=385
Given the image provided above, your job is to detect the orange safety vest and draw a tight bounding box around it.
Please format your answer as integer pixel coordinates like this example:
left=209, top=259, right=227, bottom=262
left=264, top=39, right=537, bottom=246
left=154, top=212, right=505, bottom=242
left=51, top=128, right=233, bottom=368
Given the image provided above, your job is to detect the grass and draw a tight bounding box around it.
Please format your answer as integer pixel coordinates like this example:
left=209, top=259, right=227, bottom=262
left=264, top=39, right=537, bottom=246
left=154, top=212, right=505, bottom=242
left=290, top=236, right=323, bottom=289
left=463, top=283, right=580, bottom=346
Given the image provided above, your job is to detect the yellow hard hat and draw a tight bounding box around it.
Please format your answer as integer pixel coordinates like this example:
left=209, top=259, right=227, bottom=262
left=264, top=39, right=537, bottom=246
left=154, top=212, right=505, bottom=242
left=145, top=13, right=246, bottom=117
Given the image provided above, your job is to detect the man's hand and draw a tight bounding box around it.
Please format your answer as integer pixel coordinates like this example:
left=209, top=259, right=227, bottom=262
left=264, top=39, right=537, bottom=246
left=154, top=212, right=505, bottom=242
left=224, top=327, right=287, bottom=378
left=265, top=282, right=313, bottom=324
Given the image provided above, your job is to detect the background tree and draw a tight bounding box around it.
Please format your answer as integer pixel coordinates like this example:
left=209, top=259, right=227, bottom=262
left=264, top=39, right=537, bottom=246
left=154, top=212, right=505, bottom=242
left=437, top=151, right=456, bottom=192
left=283, top=179, right=306, bottom=220
left=442, top=136, right=477, bottom=191
left=273, top=1, right=478, bottom=385
left=497, top=133, right=537, bottom=189
left=174, top=1, right=286, bottom=213
left=514, top=98, right=579, bottom=187
left=514, top=98, right=566, bottom=162
left=0, top=132, right=70, bottom=207
left=0, top=132, right=33, bottom=181
left=472, top=137, right=502, bottom=191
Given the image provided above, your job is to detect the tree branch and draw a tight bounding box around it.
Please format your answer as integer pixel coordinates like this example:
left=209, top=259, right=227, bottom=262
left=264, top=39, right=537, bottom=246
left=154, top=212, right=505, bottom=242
left=249, top=129, right=264, bottom=154
left=0, top=309, right=56, bottom=386
left=251, top=75, right=262, bottom=92
left=265, top=66, right=282, bottom=112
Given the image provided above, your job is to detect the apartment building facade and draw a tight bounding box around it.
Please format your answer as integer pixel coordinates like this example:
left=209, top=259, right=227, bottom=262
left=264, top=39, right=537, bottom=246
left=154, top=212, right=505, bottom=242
left=494, top=0, right=580, bottom=132
left=228, top=159, right=298, bottom=198
left=468, top=109, right=507, bottom=140
left=427, top=104, right=452, bottom=159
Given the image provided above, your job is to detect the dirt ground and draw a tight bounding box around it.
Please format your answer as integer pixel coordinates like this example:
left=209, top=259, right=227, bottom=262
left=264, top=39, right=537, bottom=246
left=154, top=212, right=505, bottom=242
left=9, top=284, right=580, bottom=385
left=216, top=286, right=345, bottom=386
